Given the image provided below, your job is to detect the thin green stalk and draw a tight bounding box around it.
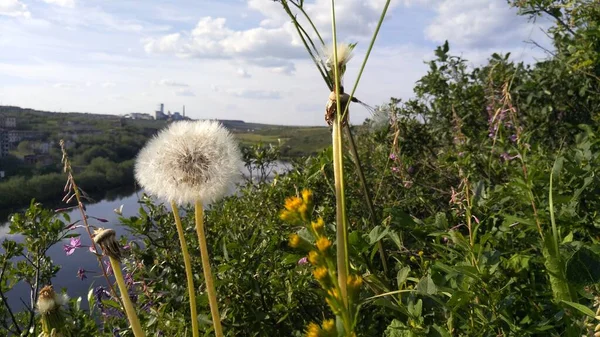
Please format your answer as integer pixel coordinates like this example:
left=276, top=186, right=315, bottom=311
left=290, top=0, right=325, bottom=45
left=171, top=202, right=199, bottom=337
left=194, top=201, right=224, bottom=337
left=109, top=256, right=145, bottom=337
left=344, top=126, right=388, bottom=275
left=342, top=0, right=391, bottom=120
left=330, top=0, right=350, bottom=310
left=549, top=156, right=561, bottom=257
left=280, top=1, right=331, bottom=89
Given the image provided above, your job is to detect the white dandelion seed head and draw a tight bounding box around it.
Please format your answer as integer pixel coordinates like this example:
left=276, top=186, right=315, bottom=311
left=135, top=120, right=243, bottom=205
left=324, top=43, right=355, bottom=69
left=37, top=285, right=63, bottom=315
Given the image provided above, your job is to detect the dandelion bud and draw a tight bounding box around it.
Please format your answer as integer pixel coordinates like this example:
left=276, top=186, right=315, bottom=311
left=316, top=237, right=332, bottom=253
left=37, top=285, right=68, bottom=336
left=93, top=228, right=122, bottom=261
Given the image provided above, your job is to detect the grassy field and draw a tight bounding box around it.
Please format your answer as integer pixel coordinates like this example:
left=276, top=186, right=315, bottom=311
left=232, top=126, right=331, bottom=157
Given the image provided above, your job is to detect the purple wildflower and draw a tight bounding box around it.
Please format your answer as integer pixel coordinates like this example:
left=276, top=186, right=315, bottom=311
left=125, top=273, right=134, bottom=287
left=77, top=268, right=87, bottom=281
left=407, top=166, right=415, bottom=175
left=104, top=260, right=113, bottom=276
left=63, top=237, right=82, bottom=256
left=93, top=286, right=111, bottom=309
left=500, top=152, right=520, bottom=162
left=297, top=257, right=308, bottom=265
left=389, top=153, right=397, bottom=161
left=509, top=134, right=517, bottom=143
left=391, top=167, right=400, bottom=173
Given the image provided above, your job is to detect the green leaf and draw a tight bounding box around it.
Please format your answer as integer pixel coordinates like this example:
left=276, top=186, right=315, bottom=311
left=565, top=246, right=600, bottom=287
left=368, top=226, right=389, bottom=245
left=396, top=266, right=410, bottom=288
left=416, top=275, right=437, bottom=295
left=561, top=300, right=595, bottom=318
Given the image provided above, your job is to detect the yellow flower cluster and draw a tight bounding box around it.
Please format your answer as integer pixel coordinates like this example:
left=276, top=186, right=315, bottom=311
left=279, top=189, right=359, bottom=337
left=305, top=319, right=337, bottom=337
left=280, top=189, right=313, bottom=223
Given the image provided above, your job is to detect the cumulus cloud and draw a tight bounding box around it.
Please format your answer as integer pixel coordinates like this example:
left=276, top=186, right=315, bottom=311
left=0, top=0, right=31, bottom=18
left=424, top=0, right=540, bottom=49
left=43, top=0, right=75, bottom=8
left=158, top=79, right=189, bottom=87
left=175, top=88, right=195, bottom=96
left=143, top=0, right=406, bottom=71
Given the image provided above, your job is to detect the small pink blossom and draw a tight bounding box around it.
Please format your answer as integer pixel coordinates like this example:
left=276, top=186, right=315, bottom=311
left=297, top=257, right=308, bottom=265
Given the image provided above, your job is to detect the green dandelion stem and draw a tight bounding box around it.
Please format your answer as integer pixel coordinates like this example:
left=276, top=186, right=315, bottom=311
left=194, top=201, right=224, bottom=337
left=109, top=256, right=145, bottom=337
left=330, top=0, right=350, bottom=311
left=172, top=202, right=199, bottom=337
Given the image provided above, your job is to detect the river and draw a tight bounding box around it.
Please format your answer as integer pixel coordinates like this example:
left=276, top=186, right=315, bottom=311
left=0, top=161, right=291, bottom=314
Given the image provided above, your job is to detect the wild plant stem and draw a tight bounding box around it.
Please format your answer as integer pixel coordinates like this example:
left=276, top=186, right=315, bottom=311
left=109, top=256, right=145, bottom=337
left=330, top=0, right=350, bottom=313
left=342, top=0, right=391, bottom=119
left=344, top=126, right=388, bottom=275
left=290, top=0, right=325, bottom=45
left=171, top=202, right=199, bottom=337
left=194, top=201, right=224, bottom=337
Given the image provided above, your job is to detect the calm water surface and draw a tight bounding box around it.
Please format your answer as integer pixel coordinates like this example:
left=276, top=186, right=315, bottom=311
left=0, top=161, right=291, bottom=313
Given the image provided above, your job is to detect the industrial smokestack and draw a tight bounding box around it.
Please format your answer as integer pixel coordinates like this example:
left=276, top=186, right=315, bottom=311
left=183, top=105, right=185, bottom=117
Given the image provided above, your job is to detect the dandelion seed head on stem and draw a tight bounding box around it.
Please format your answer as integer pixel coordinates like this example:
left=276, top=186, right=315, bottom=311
left=135, top=120, right=242, bottom=205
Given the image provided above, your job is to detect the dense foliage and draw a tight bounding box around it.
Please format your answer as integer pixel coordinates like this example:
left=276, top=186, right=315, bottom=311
left=1, top=1, right=600, bottom=336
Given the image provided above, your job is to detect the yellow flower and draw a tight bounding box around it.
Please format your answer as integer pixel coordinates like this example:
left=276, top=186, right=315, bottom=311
left=316, top=237, right=331, bottom=252
left=311, top=218, right=325, bottom=235
left=302, top=189, right=313, bottom=204
left=308, top=251, right=321, bottom=266
left=288, top=233, right=312, bottom=251
left=289, top=234, right=301, bottom=248
left=418, top=250, right=424, bottom=257
left=306, top=322, right=321, bottom=337
left=284, top=196, right=303, bottom=212
left=347, top=274, right=363, bottom=290
left=322, top=319, right=336, bottom=333
left=313, top=267, right=329, bottom=283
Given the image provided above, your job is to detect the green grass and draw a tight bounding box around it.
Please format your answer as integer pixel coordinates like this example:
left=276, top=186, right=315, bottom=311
left=232, top=126, right=331, bottom=157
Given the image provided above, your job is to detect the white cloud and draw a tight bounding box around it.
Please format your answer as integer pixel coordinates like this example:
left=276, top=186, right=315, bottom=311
left=175, top=88, right=195, bottom=96
left=158, top=79, right=189, bottom=87
left=236, top=68, right=251, bottom=78
left=425, top=0, right=543, bottom=49
left=53, top=82, right=76, bottom=88
left=143, top=0, right=407, bottom=71
left=101, top=81, right=116, bottom=88
left=212, top=85, right=282, bottom=100
left=0, top=0, right=31, bottom=18
left=43, top=0, right=75, bottom=8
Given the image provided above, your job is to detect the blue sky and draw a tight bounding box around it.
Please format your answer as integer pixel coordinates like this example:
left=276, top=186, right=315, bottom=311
left=0, top=0, right=552, bottom=125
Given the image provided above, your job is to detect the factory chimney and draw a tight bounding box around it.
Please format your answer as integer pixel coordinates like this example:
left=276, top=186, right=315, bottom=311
left=183, top=105, right=185, bottom=118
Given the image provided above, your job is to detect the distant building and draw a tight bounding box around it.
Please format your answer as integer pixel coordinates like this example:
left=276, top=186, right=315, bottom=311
left=7, top=130, right=42, bottom=144
left=155, top=103, right=167, bottom=120
left=0, top=131, right=8, bottom=158
left=3, top=117, right=16, bottom=128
